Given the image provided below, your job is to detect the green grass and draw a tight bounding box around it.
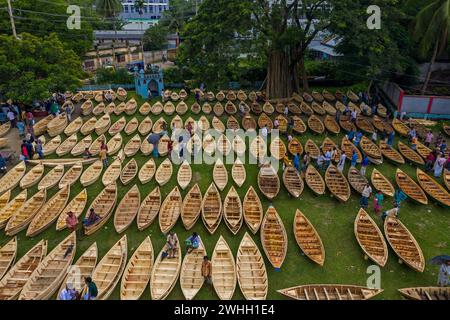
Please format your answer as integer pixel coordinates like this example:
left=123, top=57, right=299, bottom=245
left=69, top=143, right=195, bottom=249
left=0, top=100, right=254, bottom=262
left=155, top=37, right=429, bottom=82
left=1, top=91, right=449, bottom=300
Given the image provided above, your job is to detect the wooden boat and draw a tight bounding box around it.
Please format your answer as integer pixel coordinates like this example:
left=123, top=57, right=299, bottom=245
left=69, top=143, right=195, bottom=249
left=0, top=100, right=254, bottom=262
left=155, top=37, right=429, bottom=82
left=139, top=102, right=151, bottom=115
left=71, top=135, right=92, bottom=157
left=33, top=115, right=53, bottom=136
left=94, top=114, right=111, bottom=135
left=258, top=163, right=280, bottom=200
left=217, top=134, right=232, bottom=155
left=43, top=135, right=62, bottom=156
left=213, top=159, right=228, bottom=191
left=231, top=159, right=246, bottom=187
left=278, top=284, right=382, bottom=300
left=216, top=91, right=226, bottom=101
left=354, top=208, right=388, bottom=267
left=102, top=152, right=124, bottom=186
left=379, top=140, right=404, bottom=164
left=20, top=164, right=44, bottom=189
left=155, top=158, right=173, bottom=186
left=0, top=122, right=11, bottom=139
left=0, top=237, right=17, bottom=280
left=202, top=183, right=222, bottom=234
left=137, top=117, right=152, bottom=136
left=242, top=186, right=263, bottom=234
left=305, top=165, right=326, bottom=196
left=120, top=158, right=138, bottom=185
left=341, top=136, right=362, bottom=163
left=163, top=101, right=175, bottom=115
left=325, top=165, right=351, bottom=202
left=202, top=102, right=212, bottom=114
left=106, top=133, right=122, bottom=156
left=114, top=185, right=140, bottom=233
left=80, top=160, right=103, bottom=187
left=293, top=116, right=307, bottom=133
left=180, top=236, right=206, bottom=300
left=0, top=240, right=47, bottom=300
left=56, top=189, right=88, bottom=231
left=56, top=134, right=78, bottom=157
left=190, top=102, right=201, bottom=114
left=242, top=115, right=257, bottom=131
left=0, top=191, right=27, bottom=229
left=384, top=216, right=425, bottom=272
left=211, top=236, right=236, bottom=300
left=91, top=235, right=127, bottom=300
left=372, top=115, right=393, bottom=134
left=251, top=102, right=262, bottom=114
left=152, top=117, right=167, bottom=135
left=197, top=115, right=210, bottom=132
left=257, top=113, right=273, bottom=130
left=178, top=184, right=202, bottom=231
left=80, top=117, right=97, bottom=136
left=398, top=141, right=424, bottom=165
left=206, top=91, right=215, bottom=102
left=170, top=91, right=180, bottom=101
left=392, top=118, right=410, bottom=137
left=371, top=169, right=394, bottom=197
left=150, top=101, right=162, bottom=115
left=19, top=232, right=76, bottom=300
left=288, top=102, right=302, bottom=115
left=225, top=101, right=237, bottom=114
left=64, top=117, right=83, bottom=136
left=26, top=185, right=70, bottom=237
left=0, top=138, right=8, bottom=149
left=260, top=206, right=287, bottom=269
left=38, top=165, right=64, bottom=190
left=150, top=238, right=181, bottom=300
left=108, top=116, right=126, bottom=136
left=117, top=87, right=127, bottom=101
left=262, top=102, right=274, bottom=115
left=28, top=158, right=96, bottom=167
left=415, top=140, right=432, bottom=159
left=304, top=139, right=320, bottom=159
left=170, top=115, right=183, bottom=131
left=324, top=115, right=340, bottom=134
left=288, top=137, right=303, bottom=156
left=157, top=134, right=171, bottom=156
left=395, top=169, right=428, bottom=205
left=311, top=102, right=326, bottom=115
left=227, top=115, right=240, bottom=131
left=120, top=237, right=153, bottom=300
left=270, top=136, right=287, bottom=160
left=339, top=116, right=357, bottom=132
left=356, top=116, right=375, bottom=134
left=312, top=91, right=324, bottom=103
left=323, top=101, right=336, bottom=115
left=360, top=136, right=382, bottom=164
left=140, top=135, right=154, bottom=156
left=137, top=186, right=160, bottom=231
left=347, top=166, right=368, bottom=194
left=93, top=102, right=106, bottom=116
left=59, top=163, right=83, bottom=189
left=84, top=183, right=117, bottom=236
left=138, top=158, right=156, bottom=184
left=124, top=134, right=141, bottom=157
left=308, top=115, right=325, bottom=134
left=302, top=92, right=314, bottom=103
left=416, top=168, right=450, bottom=207
left=398, top=287, right=450, bottom=300
left=322, top=90, right=336, bottom=102
left=0, top=190, right=10, bottom=213
left=377, top=104, right=387, bottom=117
left=202, top=134, right=215, bottom=156
left=293, top=210, right=325, bottom=266
left=81, top=100, right=93, bottom=115
left=88, top=134, right=106, bottom=156
left=125, top=98, right=137, bottom=115
left=300, top=102, right=313, bottom=115
left=223, top=186, right=243, bottom=235
left=231, top=135, right=245, bottom=156
left=176, top=160, right=192, bottom=190
left=114, top=102, right=126, bottom=116
left=124, top=117, right=139, bottom=135
left=320, top=137, right=340, bottom=162
left=276, top=114, right=288, bottom=132
left=283, top=165, right=304, bottom=198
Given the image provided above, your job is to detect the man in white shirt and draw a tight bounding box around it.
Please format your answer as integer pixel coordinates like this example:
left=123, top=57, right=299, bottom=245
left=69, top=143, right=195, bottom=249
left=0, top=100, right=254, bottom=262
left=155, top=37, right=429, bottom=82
left=337, top=153, right=346, bottom=172
left=381, top=205, right=399, bottom=220
left=360, top=183, right=372, bottom=209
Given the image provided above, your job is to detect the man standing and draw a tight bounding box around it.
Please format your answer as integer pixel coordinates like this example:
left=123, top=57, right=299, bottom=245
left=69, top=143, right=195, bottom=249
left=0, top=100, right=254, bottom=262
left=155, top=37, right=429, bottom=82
left=83, top=277, right=98, bottom=300
left=360, top=155, right=370, bottom=176
left=360, top=183, right=372, bottom=209
left=201, top=256, right=212, bottom=285
left=7, top=109, right=15, bottom=128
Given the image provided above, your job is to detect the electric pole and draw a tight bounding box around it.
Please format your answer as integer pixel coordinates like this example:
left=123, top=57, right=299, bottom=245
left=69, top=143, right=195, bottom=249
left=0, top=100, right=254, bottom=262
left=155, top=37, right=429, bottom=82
left=6, top=0, right=18, bottom=39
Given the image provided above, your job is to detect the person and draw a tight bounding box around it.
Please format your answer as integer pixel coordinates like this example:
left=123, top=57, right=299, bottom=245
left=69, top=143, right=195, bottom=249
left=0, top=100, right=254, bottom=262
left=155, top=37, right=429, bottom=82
left=371, top=130, right=377, bottom=143
left=302, top=152, right=310, bottom=175
left=284, top=105, right=289, bottom=118
left=330, top=147, right=338, bottom=163
left=20, top=140, right=29, bottom=162
left=337, top=152, right=346, bottom=172
left=83, top=148, right=92, bottom=159
left=425, top=151, right=436, bottom=172
left=324, top=149, right=331, bottom=168
left=374, top=191, right=384, bottom=215
left=380, top=129, right=387, bottom=143
left=425, top=130, right=433, bottom=147
left=351, top=150, right=358, bottom=167
left=0, top=154, right=6, bottom=173
left=25, top=139, right=34, bottom=160
left=354, top=131, right=363, bottom=146
left=50, top=102, right=59, bottom=115
left=167, top=139, right=174, bottom=160
left=335, top=109, right=341, bottom=122
left=161, top=89, right=165, bottom=102
left=347, top=128, right=355, bottom=141
left=83, top=208, right=100, bottom=227
left=66, top=211, right=78, bottom=232
left=316, top=152, right=325, bottom=171
left=201, top=256, right=212, bottom=285
left=34, top=139, right=43, bottom=159
left=360, top=183, right=372, bottom=209
left=99, top=148, right=108, bottom=167
left=261, top=124, right=268, bottom=138
left=381, top=204, right=399, bottom=220
left=435, top=133, right=443, bottom=148
left=387, top=131, right=395, bottom=146
left=440, top=140, right=447, bottom=154
left=166, top=231, right=179, bottom=259
left=293, top=153, right=300, bottom=172
left=360, top=155, right=370, bottom=176
left=65, top=104, right=72, bottom=122
left=273, top=118, right=279, bottom=130
left=83, top=277, right=98, bottom=300
left=185, top=122, right=193, bottom=136
left=433, top=153, right=446, bottom=177
left=350, top=110, right=357, bottom=123
left=195, top=90, right=200, bottom=103
left=445, top=156, right=450, bottom=170
left=438, top=261, right=450, bottom=287
left=100, top=140, right=108, bottom=151
left=59, top=283, right=78, bottom=300
left=411, top=136, right=418, bottom=151
left=394, top=189, right=407, bottom=207
left=239, top=102, right=246, bottom=116
left=26, top=111, right=34, bottom=126
left=16, top=120, right=25, bottom=137
left=185, top=232, right=200, bottom=254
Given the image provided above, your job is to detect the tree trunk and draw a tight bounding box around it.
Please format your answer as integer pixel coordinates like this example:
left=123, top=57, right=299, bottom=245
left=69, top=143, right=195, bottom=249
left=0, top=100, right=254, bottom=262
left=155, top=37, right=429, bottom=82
left=298, top=56, right=309, bottom=92
left=266, top=50, right=293, bottom=99
left=421, top=40, right=439, bottom=94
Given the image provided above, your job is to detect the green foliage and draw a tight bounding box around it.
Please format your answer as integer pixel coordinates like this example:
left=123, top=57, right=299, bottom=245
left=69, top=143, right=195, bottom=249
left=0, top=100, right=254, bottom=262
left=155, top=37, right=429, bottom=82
left=0, top=33, right=84, bottom=104
left=143, top=24, right=169, bottom=51
left=163, top=67, right=188, bottom=84
left=95, top=0, right=123, bottom=17
left=304, top=60, right=339, bottom=79
left=159, top=0, right=197, bottom=33
left=95, top=67, right=134, bottom=84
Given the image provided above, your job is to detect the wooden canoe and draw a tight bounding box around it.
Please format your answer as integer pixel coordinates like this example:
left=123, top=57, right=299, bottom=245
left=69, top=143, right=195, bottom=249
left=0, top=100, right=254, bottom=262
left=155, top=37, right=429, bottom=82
left=293, top=116, right=307, bottom=134
left=137, top=117, right=152, bottom=136
left=354, top=208, right=388, bottom=267
left=88, top=134, right=106, bottom=156
left=124, top=134, right=141, bottom=157
left=242, top=186, right=263, bottom=234
left=47, top=113, right=68, bottom=137
left=320, top=137, right=340, bottom=162
left=258, top=163, right=280, bottom=200
left=170, top=91, right=180, bottom=101
left=444, top=169, right=450, bottom=191
left=372, top=115, right=393, bottom=134
left=105, top=102, right=115, bottom=114
left=102, top=154, right=123, bottom=186
left=236, top=233, right=268, bottom=300
left=181, top=184, right=202, bottom=230
left=305, top=165, right=326, bottom=196
left=312, top=91, right=325, bottom=103
left=177, top=160, right=192, bottom=190
left=80, top=117, right=97, bottom=136
left=300, top=102, right=313, bottom=115
left=176, top=101, right=188, bottom=115
left=84, top=183, right=117, bottom=236
left=137, top=186, right=161, bottom=231
left=124, top=117, right=139, bottom=136
left=180, top=236, right=206, bottom=300
left=64, top=117, right=83, bottom=136
left=80, top=160, right=103, bottom=187
left=339, top=116, right=357, bottom=132
left=293, top=209, right=325, bottom=266
left=59, top=163, right=83, bottom=189
left=242, top=114, right=257, bottom=131
left=114, top=102, right=126, bottom=115
left=120, top=158, right=138, bottom=185
left=91, top=235, right=127, bottom=300
left=384, top=216, right=425, bottom=272
left=379, top=140, right=404, bottom=164
left=140, top=135, right=154, bottom=156
left=416, top=168, right=450, bottom=207
left=395, top=169, right=428, bottom=205
left=93, top=102, right=106, bottom=115
left=249, top=135, right=267, bottom=160
left=257, top=113, right=273, bottom=130
left=20, top=164, right=44, bottom=189
left=57, top=242, right=97, bottom=300
left=0, top=240, right=47, bottom=300
left=197, top=116, right=210, bottom=132
left=0, top=191, right=27, bottom=229
left=56, top=188, right=88, bottom=231
left=270, top=136, right=287, bottom=160
left=43, top=135, right=62, bottom=156
left=398, top=287, right=450, bottom=300
left=71, top=135, right=92, bottom=156
left=275, top=114, right=288, bottom=132
left=356, top=117, right=375, bottom=134
left=398, top=141, right=424, bottom=165
left=108, top=116, right=127, bottom=136
left=125, top=98, right=137, bottom=115
left=288, top=103, right=302, bottom=115
left=260, top=206, right=287, bottom=269
left=19, top=232, right=76, bottom=300
left=120, top=236, right=153, bottom=300
left=114, top=185, right=140, bottom=233
left=304, top=139, right=320, bottom=159
left=212, top=235, right=236, bottom=300
left=227, top=115, right=240, bottom=131
left=223, top=186, right=243, bottom=235
left=325, top=164, right=351, bottom=202
left=231, top=159, right=246, bottom=187
left=26, top=185, right=70, bottom=237
left=150, top=238, right=181, bottom=300
left=324, top=115, right=340, bottom=134
left=323, top=101, right=336, bottom=115
left=94, top=114, right=111, bottom=135
left=341, top=136, right=362, bottom=163
left=360, top=136, right=382, bottom=163
left=138, top=158, right=156, bottom=184
left=371, top=169, right=395, bottom=197
left=163, top=101, right=175, bottom=115
left=116, top=88, right=127, bottom=101
left=139, top=102, right=151, bottom=115
left=202, top=183, right=223, bottom=234
left=0, top=237, right=17, bottom=280
left=347, top=166, right=369, bottom=194
left=308, top=115, right=325, bottom=134
left=216, top=91, right=225, bottom=101
left=157, top=134, right=171, bottom=156
left=213, top=159, right=228, bottom=191
left=302, top=92, right=314, bottom=103
left=213, top=102, right=224, bottom=116
left=225, top=101, right=237, bottom=115
left=217, top=134, right=232, bottom=156
left=311, top=101, right=326, bottom=115
left=283, top=165, right=304, bottom=198
left=155, top=158, right=173, bottom=186
left=322, top=90, right=336, bottom=102
left=392, top=118, right=410, bottom=137
left=190, top=102, right=200, bottom=114
left=288, top=137, right=303, bottom=156
left=415, top=140, right=432, bottom=159
left=0, top=190, right=10, bottom=212
left=56, top=134, right=78, bottom=157
left=262, top=102, right=274, bottom=115
left=33, top=115, right=53, bottom=136
left=107, top=133, right=123, bottom=156
left=0, top=122, right=11, bottom=138
left=159, top=186, right=182, bottom=233
left=151, top=101, right=163, bottom=115
left=278, top=284, right=382, bottom=300
left=170, top=115, right=183, bottom=131
left=81, top=100, right=94, bottom=115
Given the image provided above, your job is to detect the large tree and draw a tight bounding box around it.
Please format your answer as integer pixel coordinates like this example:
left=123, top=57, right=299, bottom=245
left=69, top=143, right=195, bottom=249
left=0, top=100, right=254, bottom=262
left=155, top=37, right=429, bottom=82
left=0, top=33, right=84, bottom=104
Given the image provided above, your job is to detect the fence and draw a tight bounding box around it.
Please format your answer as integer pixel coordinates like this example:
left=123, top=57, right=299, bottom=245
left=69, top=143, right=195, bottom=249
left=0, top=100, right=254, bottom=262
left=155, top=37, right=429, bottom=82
left=77, top=84, right=135, bottom=92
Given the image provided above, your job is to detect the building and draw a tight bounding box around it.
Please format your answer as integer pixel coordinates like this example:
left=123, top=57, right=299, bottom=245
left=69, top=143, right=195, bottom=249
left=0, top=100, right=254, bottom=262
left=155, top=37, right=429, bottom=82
left=309, top=35, right=343, bottom=61
left=120, top=0, right=170, bottom=21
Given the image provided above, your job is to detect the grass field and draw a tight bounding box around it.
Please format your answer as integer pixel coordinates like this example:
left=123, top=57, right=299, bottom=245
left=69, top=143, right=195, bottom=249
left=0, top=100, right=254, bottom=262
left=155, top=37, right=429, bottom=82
left=1, top=90, right=449, bottom=300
